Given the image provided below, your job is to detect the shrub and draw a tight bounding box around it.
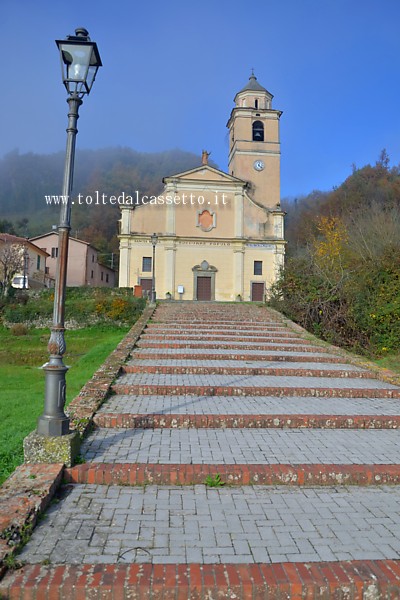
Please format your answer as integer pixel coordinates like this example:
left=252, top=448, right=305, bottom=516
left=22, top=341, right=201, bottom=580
left=1, top=288, right=146, bottom=327
left=10, top=323, right=28, bottom=336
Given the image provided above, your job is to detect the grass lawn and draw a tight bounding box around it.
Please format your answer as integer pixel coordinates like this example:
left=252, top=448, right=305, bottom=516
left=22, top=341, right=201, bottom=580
left=374, top=354, right=400, bottom=375
left=0, top=325, right=129, bottom=484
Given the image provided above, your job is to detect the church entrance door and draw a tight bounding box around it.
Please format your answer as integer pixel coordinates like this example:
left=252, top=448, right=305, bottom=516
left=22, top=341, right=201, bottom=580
left=251, top=282, right=264, bottom=302
left=197, top=276, right=212, bottom=301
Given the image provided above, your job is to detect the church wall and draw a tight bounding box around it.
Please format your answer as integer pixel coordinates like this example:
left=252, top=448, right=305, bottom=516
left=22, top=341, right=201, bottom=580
left=174, top=190, right=235, bottom=239
left=243, top=247, right=276, bottom=300
left=168, top=244, right=235, bottom=302
left=129, top=205, right=166, bottom=235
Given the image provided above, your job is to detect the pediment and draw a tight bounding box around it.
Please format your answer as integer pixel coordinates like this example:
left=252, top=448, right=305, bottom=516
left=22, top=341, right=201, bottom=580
left=163, top=165, right=244, bottom=185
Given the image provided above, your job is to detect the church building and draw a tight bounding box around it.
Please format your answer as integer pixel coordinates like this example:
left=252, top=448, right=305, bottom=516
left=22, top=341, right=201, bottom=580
left=118, top=73, right=285, bottom=301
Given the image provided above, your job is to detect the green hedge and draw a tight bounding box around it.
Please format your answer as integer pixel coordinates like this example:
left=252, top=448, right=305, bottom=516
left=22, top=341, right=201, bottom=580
left=2, top=287, right=146, bottom=326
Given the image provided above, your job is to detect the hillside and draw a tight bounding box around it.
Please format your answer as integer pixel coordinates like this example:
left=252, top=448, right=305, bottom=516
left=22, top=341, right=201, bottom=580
left=272, top=151, right=400, bottom=357
left=0, top=147, right=209, bottom=258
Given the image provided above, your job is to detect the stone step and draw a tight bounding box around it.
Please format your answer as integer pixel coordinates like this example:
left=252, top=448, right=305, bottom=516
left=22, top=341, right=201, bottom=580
left=123, top=363, right=372, bottom=378
left=136, top=340, right=328, bottom=352
left=13, top=483, right=400, bottom=565
left=112, top=383, right=399, bottom=398
left=93, top=412, right=400, bottom=430
left=97, top=394, right=400, bottom=417
left=152, top=319, right=283, bottom=326
left=2, top=560, right=399, bottom=598
left=141, top=333, right=302, bottom=342
left=64, top=462, right=400, bottom=486
left=132, top=350, right=346, bottom=362
left=146, top=324, right=289, bottom=332
left=80, top=428, right=400, bottom=465
left=117, top=373, right=391, bottom=388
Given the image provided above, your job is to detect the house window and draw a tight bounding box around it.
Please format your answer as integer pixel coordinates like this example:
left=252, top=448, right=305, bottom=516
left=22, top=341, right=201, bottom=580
left=252, top=120, right=264, bottom=142
left=51, top=247, right=58, bottom=258
left=106, top=274, right=109, bottom=283
left=142, top=257, right=152, bottom=272
left=254, top=260, right=263, bottom=275
left=91, top=270, right=94, bottom=279
left=45, top=267, right=49, bottom=274
left=101, top=272, right=104, bottom=281
left=37, top=255, right=41, bottom=270
left=92, top=255, right=95, bottom=262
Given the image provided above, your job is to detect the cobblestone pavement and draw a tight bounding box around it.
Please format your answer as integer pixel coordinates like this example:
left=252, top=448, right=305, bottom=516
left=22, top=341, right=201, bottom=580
left=97, top=394, right=400, bottom=415
left=81, top=428, right=400, bottom=464
left=19, top=484, right=400, bottom=565
left=6, top=302, right=400, bottom=598
left=126, top=358, right=368, bottom=371
left=116, top=373, right=394, bottom=389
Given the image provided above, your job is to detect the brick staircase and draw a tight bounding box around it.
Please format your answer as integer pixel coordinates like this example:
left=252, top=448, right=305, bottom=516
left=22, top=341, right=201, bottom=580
left=2, top=302, right=400, bottom=597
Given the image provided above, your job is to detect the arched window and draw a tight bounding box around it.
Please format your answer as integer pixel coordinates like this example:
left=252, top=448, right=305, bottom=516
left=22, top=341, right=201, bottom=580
left=252, top=120, right=264, bottom=142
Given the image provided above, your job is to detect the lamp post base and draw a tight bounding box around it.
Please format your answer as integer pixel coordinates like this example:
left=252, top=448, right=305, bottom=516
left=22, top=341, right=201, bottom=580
left=37, top=360, right=70, bottom=436
left=23, top=430, right=80, bottom=467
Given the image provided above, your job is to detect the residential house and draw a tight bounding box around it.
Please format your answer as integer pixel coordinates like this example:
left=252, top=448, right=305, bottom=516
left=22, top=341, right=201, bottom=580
left=0, top=233, right=50, bottom=290
left=30, top=232, right=115, bottom=287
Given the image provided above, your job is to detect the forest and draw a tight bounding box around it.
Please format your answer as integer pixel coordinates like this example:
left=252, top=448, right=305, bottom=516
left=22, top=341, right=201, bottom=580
left=0, top=147, right=203, bottom=265
left=273, top=150, right=400, bottom=357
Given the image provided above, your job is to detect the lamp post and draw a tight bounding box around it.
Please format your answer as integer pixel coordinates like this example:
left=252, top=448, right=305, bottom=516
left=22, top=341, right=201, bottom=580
left=151, top=233, right=158, bottom=303
left=37, top=28, right=102, bottom=436
left=22, top=248, right=29, bottom=290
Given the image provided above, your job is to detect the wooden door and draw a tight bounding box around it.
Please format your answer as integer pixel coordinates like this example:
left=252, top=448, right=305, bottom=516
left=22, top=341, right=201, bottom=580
left=197, top=276, right=211, bottom=301
left=251, top=282, right=264, bottom=302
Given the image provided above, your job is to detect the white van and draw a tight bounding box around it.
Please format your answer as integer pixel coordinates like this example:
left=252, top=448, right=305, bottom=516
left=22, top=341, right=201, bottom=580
left=12, top=275, right=29, bottom=289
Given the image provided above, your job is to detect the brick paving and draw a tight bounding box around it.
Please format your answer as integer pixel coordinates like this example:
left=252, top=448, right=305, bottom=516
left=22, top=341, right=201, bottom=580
left=17, top=485, right=400, bottom=565
left=80, top=428, right=400, bottom=464
left=2, top=301, right=400, bottom=598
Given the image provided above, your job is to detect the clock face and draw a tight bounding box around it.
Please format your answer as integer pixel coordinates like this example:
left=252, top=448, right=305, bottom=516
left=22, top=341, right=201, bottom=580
left=253, top=160, right=265, bottom=171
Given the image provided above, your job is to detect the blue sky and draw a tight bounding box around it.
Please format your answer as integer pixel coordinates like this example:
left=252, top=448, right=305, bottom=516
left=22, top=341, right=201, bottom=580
left=2, top=0, right=400, bottom=198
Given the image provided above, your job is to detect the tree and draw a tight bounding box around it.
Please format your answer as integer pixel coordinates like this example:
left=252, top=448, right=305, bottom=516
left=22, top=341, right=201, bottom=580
left=0, top=242, right=24, bottom=296
left=0, top=219, right=16, bottom=234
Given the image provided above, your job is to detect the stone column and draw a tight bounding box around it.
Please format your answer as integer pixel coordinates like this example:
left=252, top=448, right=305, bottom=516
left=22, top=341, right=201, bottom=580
left=233, top=244, right=245, bottom=300
left=164, top=244, right=176, bottom=299
left=234, top=191, right=244, bottom=238
left=118, top=239, right=131, bottom=287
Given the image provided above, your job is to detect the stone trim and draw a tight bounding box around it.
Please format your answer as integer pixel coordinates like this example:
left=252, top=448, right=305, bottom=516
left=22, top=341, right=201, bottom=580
left=112, top=382, right=400, bottom=399
left=92, top=413, right=400, bottom=430
left=0, top=464, right=63, bottom=573
left=64, top=462, right=400, bottom=486
left=1, top=560, right=400, bottom=597
left=66, top=304, right=156, bottom=436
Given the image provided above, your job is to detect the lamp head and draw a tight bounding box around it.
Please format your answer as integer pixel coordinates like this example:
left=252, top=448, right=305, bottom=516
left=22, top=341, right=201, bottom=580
left=56, top=28, right=102, bottom=96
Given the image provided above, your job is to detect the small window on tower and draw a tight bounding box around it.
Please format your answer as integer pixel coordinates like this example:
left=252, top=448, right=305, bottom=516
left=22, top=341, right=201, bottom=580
left=252, top=121, right=264, bottom=142
left=255, top=99, right=258, bottom=109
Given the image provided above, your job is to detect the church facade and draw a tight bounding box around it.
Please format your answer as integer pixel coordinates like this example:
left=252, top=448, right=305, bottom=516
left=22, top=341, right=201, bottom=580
left=118, top=74, right=285, bottom=302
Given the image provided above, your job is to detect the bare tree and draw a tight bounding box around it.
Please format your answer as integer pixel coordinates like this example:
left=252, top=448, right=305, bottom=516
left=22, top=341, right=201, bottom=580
left=345, top=201, right=400, bottom=263
left=0, top=242, right=25, bottom=295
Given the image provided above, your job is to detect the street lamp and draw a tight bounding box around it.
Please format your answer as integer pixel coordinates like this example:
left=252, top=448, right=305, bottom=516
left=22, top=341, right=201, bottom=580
left=151, top=233, right=158, bottom=303
left=22, top=248, right=29, bottom=290
left=37, top=28, right=102, bottom=437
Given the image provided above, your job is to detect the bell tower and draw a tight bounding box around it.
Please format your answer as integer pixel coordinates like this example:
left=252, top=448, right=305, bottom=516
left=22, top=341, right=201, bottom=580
left=227, top=73, right=282, bottom=209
